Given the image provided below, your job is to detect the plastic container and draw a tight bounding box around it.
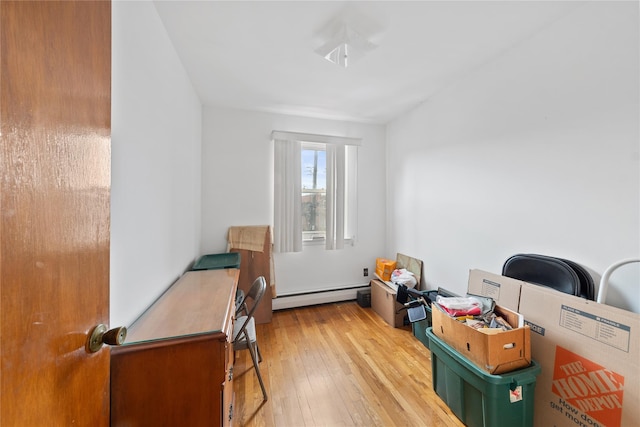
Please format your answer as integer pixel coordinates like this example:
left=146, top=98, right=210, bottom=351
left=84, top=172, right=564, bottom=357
left=357, top=288, right=371, bottom=307
left=192, top=252, right=241, bottom=271
left=375, top=258, right=396, bottom=281
left=426, top=327, right=540, bottom=427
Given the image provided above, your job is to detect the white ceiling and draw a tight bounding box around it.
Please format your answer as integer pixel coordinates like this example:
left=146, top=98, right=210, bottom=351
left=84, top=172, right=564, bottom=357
left=153, top=1, right=584, bottom=124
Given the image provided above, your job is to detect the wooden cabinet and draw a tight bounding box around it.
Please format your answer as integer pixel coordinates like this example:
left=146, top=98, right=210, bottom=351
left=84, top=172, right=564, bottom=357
left=110, top=269, right=238, bottom=426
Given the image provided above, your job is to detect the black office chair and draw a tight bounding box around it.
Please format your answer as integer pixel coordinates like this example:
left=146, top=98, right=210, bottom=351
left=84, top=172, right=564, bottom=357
left=233, top=276, right=268, bottom=401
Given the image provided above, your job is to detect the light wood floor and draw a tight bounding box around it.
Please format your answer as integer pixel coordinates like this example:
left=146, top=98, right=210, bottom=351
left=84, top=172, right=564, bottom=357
left=232, top=301, right=464, bottom=427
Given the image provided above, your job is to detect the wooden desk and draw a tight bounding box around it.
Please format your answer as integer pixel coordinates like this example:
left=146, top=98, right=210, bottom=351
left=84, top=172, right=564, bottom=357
left=110, top=269, right=239, bottom=426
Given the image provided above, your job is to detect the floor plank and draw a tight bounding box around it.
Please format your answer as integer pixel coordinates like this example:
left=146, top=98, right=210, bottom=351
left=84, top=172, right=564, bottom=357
left=233, top=301, right=464, bottom=427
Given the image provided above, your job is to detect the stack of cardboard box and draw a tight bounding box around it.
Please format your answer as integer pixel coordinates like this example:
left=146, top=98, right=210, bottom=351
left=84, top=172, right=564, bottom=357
left=467, top=269, right=639, bottom=427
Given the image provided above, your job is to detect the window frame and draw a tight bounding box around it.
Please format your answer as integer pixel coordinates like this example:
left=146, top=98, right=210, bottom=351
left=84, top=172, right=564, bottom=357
left=301, top=142, right=327, bottom=243
left=300, top=141, right=358, bottom=247
left=272, top=130, right=360, bottom=253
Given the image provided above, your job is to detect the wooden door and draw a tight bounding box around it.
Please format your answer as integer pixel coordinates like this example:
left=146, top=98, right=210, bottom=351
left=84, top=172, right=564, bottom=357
left=1, top=1, right=112, bottom=425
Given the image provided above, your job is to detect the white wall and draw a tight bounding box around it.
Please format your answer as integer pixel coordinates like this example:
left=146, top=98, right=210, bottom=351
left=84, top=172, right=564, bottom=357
left=201, top=107, right=387, bottom=296
left=111, top=1, right=203, bottom=327
left=386, top=2, right=640, bottom=312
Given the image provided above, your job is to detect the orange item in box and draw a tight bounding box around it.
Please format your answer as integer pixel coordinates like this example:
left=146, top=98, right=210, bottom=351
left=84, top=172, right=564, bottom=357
left=375, top=258, right=396, bottom=281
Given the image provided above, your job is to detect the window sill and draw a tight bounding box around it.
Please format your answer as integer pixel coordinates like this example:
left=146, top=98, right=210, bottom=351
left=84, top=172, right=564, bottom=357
left=302, top=238, right=355, bottom=247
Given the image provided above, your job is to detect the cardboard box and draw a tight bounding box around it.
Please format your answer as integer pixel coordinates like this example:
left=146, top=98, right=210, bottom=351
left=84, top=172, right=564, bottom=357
left=370, top=279, right=405, bottom=328
left=431, top=302, right=531, bottom=374
left=466, top=268, right=640, bottom=426
left=518, top=282, right=640, bottom=427
left=467, top=268, right=523, bottom=312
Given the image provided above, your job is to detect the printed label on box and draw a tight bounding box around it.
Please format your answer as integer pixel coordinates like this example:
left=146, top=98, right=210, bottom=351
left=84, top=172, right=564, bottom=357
left=559, top=305, right=631, bottom=352
left=479, top=278, right=501, bottom=300
left=524, top=320, right=545, bottom=336
left=551, top=346, right=624, bottom=427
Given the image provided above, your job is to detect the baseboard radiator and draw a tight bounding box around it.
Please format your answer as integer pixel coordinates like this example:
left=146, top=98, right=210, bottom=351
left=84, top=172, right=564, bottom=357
left=272, top=285, right=370, bottom=311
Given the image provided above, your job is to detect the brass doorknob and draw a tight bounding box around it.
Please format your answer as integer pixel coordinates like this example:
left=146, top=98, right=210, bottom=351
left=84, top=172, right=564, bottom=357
left=86, top=324, right=127, bottom=353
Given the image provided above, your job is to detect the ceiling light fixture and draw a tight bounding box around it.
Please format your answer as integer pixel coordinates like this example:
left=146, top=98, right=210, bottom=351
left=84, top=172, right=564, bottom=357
left=315, top=24, right=376, bottom=68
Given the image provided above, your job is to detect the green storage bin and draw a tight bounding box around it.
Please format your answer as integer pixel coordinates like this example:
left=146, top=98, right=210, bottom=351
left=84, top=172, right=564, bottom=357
left=425, top=327, right=540, bottom=427
left=191, top=252, right=241, bottom=271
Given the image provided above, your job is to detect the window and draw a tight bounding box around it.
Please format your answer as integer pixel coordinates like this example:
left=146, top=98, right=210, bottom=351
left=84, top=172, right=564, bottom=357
left=272, top=131, right=359, bottom=253
left=301, top=143, right=326, bottom=242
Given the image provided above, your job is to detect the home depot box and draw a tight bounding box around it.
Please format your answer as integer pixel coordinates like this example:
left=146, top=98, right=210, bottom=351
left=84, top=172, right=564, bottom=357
left=518, top=282, right=640, bottom=427
left=467, top=269, right=523, bottom=312
left=370, top=279, right=405, bottom=328
left=431, top=302, right=531, bottom=374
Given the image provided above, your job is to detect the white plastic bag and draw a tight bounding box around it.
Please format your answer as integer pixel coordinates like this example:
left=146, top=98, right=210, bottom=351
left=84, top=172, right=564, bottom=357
left=391, top=268, right=417, bottom=288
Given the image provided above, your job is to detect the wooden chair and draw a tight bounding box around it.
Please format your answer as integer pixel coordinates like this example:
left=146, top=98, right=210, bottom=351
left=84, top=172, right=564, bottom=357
left=233, top=276, right=268, bottom=401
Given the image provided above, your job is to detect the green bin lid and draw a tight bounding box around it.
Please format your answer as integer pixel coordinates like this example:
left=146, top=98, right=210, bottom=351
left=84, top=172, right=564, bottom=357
left=192, top=252, right=241, bottom=270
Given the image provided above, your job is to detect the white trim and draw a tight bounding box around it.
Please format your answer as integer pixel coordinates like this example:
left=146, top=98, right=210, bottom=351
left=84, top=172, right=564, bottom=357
left=271, top=130, right=361, bottom=146
left=272, top=285, right=370, bottom=310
